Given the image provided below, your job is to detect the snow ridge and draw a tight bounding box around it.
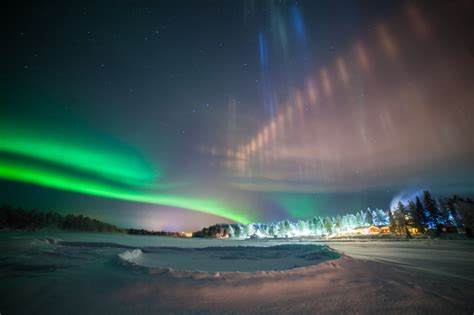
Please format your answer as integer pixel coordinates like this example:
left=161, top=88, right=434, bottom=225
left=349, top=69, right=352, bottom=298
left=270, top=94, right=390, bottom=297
left=118, top=249, right=143, bottom=262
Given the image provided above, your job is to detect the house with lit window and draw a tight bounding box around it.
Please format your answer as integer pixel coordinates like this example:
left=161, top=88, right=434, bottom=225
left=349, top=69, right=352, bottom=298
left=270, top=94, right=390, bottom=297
left=379, top=225, right=391, bottom=233
left=352, top=226, right=381, bottom=235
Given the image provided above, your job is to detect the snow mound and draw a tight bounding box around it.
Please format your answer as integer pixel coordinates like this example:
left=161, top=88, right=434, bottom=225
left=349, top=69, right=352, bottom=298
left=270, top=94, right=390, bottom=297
left=118, top=249, right=143, bottom=262
left=36, top=238, right=62, bottom=245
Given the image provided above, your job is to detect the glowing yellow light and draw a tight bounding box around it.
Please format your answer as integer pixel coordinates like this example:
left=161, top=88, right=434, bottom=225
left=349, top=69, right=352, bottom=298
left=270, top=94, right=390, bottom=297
left=336, top=56, right=349, bottom=85
left=270, top=120, right=277, bottom=144
left=320, top=68, right=332, bottom=97
left=306, top=79, right=318, bottom=104
left=377, top=23, right=397, bottom=59
left=250, top=139, right=256, bottom=153
left=406, top=3, right=430, bottom=38
left=295, top=90, right=304, bottom=112
left=286, top=104, right=294, bottom=124
left=355, top=41, right=370, bottom=72
left=263, top=126, right=269, bottom=144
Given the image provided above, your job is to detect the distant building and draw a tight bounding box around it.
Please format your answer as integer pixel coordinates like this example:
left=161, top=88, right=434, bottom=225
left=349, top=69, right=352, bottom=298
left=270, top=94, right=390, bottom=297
left=407, top=226, right=420, bottom=235
left=379, top=225, right=390, bottom=234
left=352, top=226, right=381, bottom=235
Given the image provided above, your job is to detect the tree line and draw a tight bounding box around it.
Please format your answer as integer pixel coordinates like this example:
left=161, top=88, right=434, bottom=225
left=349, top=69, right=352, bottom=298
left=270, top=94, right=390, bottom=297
left=0, top=205, right=188, bottom=236
left=0, top=205, right=124, bottom=233
left=389, top=191, right=474, bottom=237
left=194, top=191, right=474, bottom=239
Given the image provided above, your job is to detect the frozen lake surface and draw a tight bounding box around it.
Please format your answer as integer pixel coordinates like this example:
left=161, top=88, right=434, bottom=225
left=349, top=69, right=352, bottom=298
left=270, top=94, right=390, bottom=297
left=0, top=232, right=473, bottom=314
left=123, top=244, right=340, bottom=272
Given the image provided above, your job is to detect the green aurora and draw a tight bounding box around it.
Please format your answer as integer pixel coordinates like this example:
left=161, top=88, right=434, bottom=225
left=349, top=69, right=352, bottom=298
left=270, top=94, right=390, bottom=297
left=0, top=158, right=251, bottom=224
left=0, top=124, right=252, bottom=224
left=272, top=193, right=320, bottom=219
left=0, top=123, right=157, bottom=186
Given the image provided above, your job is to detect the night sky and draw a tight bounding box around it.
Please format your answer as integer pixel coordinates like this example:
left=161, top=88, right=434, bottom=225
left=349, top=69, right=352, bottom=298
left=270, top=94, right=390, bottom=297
left=1, top=0, right=473, bottom=231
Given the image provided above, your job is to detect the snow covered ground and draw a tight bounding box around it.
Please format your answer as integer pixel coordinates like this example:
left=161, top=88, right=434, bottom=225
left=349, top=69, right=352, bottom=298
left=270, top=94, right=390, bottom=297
left=0, top=232, right=473, bottom=314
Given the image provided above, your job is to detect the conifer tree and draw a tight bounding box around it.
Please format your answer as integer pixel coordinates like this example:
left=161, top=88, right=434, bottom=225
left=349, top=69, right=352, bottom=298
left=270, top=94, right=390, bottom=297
left=423, top=190, right=443, bottom=233
left=388, top=209, right=396, bottom=234
left=323, top=217, right=332, bottom=235
left=457, top=198, right=474, bottom=237
left=408, top=200, right=424, bottom=234
left=415, top=196, right=427, bottom=232
left=366, top=208, right=374, bottom=225
left=395, top=202, right=411, bottom=237
left=446, top=194, right=463, bottom=228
